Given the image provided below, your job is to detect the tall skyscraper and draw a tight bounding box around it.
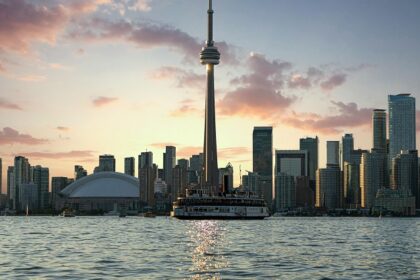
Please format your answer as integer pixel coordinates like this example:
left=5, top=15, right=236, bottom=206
left=171, top=165, right=188, bottom=201
left=200, top=0, right=220, bottom=191
left=341, top=134, right=354, bottom=167
left=13, top=156, right=31, bottom=210
left=51, top=177, right=73, bottom=211
left=391, top=150, right=419, bottom=205
left=139, top=152, right=153, bottom=169
left=388, top=94, right=416, bottom=163
left=163, top=146, right=176, bottom=186
left=94, top=154, right=116, bottom=173
left=373, top=109, right=387, bottom=151
left=316, top=164, right=342, bottom=209
left=7, top=166, right=14, bottom=203
left=360, top=150, right=387, bottom=209
left=275, top=173, right=295, bottom=210
left=138, top=152, right=156, bottom=207
left=219, top=163, right=233, bottom=193
left=177, top=159, right=189, bottom=171
left=275, top=150, right=308, bottom=177
left=32, top=165, right=49, bottom=209
left=327, top=141, right=340, bottom=166
left=299, top=137, right=318, bottom=182
left=343, top=162, right=360, bottom=207
left=124, top=157, right=135, bottom=177
left=74, top=165, right=87, bottom=180
left=253, top=126, right=273, bottom=205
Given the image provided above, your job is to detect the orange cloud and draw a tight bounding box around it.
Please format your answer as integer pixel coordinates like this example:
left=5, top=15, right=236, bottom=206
left=0, top=127, right=48, bottom=145
left=56, top=126, right=70, bottom=132
left=19, top=150, right=95, bottom=159
left=0, top=98, right=22, bottom=110
left=92, top=96, right=118, bottom=107
left=150, top=142, right=178, bottom=149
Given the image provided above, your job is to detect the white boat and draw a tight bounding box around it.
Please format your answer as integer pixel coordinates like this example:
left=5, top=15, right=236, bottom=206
left=171, top=189, right=270, bottom=220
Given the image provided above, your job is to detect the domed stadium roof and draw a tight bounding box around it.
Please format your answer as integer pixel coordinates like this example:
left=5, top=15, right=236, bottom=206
left=61, top=172, right=139, bottom=198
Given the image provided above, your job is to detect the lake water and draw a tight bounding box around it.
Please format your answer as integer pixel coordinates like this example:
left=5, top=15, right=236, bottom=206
left=0, top=217, right=418, bottom=279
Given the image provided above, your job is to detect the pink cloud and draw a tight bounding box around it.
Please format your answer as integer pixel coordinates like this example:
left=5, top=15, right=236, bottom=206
left=0, top=98, right=22, bottom=110
left=320, top=73, right=347, bottom=91
left=56, top=126, right=70, bottom=132
left=92, top=96, right=118, bottom=107
left=218, top=53, right=295, bottom=119
left=177, top=146, right=202, bottom=158
left=219, top=147, right=250, bottom=159
left=0, top=0, right=108, bottom=53
left=282, top=101, right=373, bottom=134
left=151, top=67, right=205, bottom=90
left=0, top=127, right=48, bottom=145
left=150, top=142, right=178, bottom=149
left=19, top=150, right=95, bottom=160
left=170, top=99, right=202, bottom=117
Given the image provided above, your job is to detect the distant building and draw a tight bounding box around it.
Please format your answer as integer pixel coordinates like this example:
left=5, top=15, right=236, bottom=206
left=343, top=162, right=360, bottom=208
left=20, top=182, right=38, bottom=212
left=373, top=109, right=387, bottom=151
left=219, top=163, right=233, bottom=193
left=94, top=154, right=116, bottom=173
left=295, top=176, right=314, bottom=208
left=326, top=141, right=340, bottom=166
left=172, top=165, right=188, bottom=201
left=32, top=165, right=49, bottom=209
left=391, top=150, right=418, bottom=206
left=178, top=159, right=189, bottom=170
left=51, top=177, right=73, bottom=211
left=7, top=166, right=14, bottom=205
left=349, top=149, right=369, bottom=165
left=253, top=126, right=273, bottom=206
left=299, top=137, right=318, bottom=182
left=154, top=178, right=167, bottom=194
left=13, top=156, right=31, bottom=210
left=275, top=150, right=308, bottom=177
left=341, top=134, right=354, bottom=168
left=124, top=157, right=135, bottom=177
left=163, top=146, right=176, bottom=186
left=360, top=150, right=387, bottom=209
left=242, top=172, right=261, bottom=194
left=138, top=152, right=156, bottom=208
left=316, top=164, right=342, bottom=209
left=373, top=188, right=415, bottom=216
left=388, top=94, right=416, bottom=165
left=275, top=173, right=295, bottom=210
left=74, top=165, right=87, bottom=180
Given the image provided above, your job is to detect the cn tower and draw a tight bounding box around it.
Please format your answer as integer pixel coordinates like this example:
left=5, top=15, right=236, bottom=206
left=200, top=0, right=220, bottom=192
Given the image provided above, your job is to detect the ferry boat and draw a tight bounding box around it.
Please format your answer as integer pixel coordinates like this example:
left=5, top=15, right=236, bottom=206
left=171, top=189, right=270, bottom=220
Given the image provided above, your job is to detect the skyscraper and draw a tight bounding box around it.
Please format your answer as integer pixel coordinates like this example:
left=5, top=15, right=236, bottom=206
left=275, top=150, right=308, bottom=177
left=171, top=165, right=188, bottom=201
left=139, top=152, right=153, bottom=169
left=316, top=164, right=342, bottom=209
left=219, top=163, right=233, bottom=193
left=51, top=177, right=73, bottom=211
left=32, top=165, right=49, bottom=209
left=124, top=157, right=135, bottom=177
left=391, top=150, right=418, bottom=205
left=373, top=109, right=387, bottom=151
left=94, top=154, right=116, bottom=173
left=275, top=173, right=295, bottom=210
left=253, top=126, right=273, bottom=205
left=299, top=137, right=318, bottom=182
left=74, top=165, right=87, bottom=180
left=7, top=166, right=14, bottom=203
left=13, top=156, right=31, bottom=210
left=138, top=152, right=156, bottom=207
left=388, top=94, right=416, bottom=163
left=200, top=0, right=220, bottom=191
left=163, top=146, right=176, bottom=186
left=360, top=150, right=387, bottom=209
left=341, top=133, right=354, bottom=167
left=327, top=141, right=340, bottom=166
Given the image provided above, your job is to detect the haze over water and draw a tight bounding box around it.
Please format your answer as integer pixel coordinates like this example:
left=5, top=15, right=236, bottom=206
left=0, top=217, right=418, bottom=279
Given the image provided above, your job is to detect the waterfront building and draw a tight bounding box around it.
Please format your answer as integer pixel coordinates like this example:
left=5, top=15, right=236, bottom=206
left=295, top=176, right=314, bottom=208
left=74, top=165, right=87, bottom=180
left=163, top=146, right=176, bottom=188
left=94, top=154, right=116, bottom=173
left=189, top=154, right=203, bottom=185
left=299, top=137, right=318, bottom=182
left=20, top=182, right=38, bottom=211
left=341, top=134, right=354, bottom=168
left=391, top=150, right=418, bottom=206
left=171, top=164, right=188, bottom=201
left=388, top=94, right=416, bottom=165
left=6, top=166, right=14, bottom=203
left=219, top=163, right=233, bottom=193
left=373, top=187, right=415, bottom=216
left=253, top=126, right=273, bottom=206
left=275, top=173, right=295, bottom=210
left=139, top=152, right=156, bottom=207
left=32, top=165, right=49, bottom=209
left=59, top=172, right=140, bottom=213
left=343, top=162, right=360, bottom=207
left=51, top=177, right=73, bottom=211
left=275, top=150, right=308, bottom=177
left=360, top=150, right=387, bottom=209
left=316, top=164, right=342, bottom=209
left=242, top=172, right=261, bottom=194
left=124, top=157, right=135, bottom=177
left=13, top=156, right=31, bottom=210
left=154, top=178, right=167, bottom=194
left=373, top=109, right=387, bottom=151
left=327, top=141, right=340, bottom=166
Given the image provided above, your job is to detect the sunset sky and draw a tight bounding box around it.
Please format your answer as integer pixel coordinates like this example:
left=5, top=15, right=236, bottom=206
left=1, top=0, right=420, bottom=191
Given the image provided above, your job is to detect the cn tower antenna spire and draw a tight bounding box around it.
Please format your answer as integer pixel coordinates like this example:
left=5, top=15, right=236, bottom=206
left=200, top=0, right=220, bottom=193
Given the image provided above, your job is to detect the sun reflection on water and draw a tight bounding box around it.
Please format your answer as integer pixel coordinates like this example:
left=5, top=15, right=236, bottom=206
left=187, top=220, right=228, bottom=279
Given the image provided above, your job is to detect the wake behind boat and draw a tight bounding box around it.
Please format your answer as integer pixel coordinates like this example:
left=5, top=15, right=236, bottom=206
left=171, top=189, right=270, bottom=220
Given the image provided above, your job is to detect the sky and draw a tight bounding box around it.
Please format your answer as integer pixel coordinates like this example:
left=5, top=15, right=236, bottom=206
left=1, top=0, right=420, bottom=192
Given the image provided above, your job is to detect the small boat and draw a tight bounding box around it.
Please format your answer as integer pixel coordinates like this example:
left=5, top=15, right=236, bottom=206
left=61, top=210, right=75, bottom=217
left=144, top=211, right=156, bottom=218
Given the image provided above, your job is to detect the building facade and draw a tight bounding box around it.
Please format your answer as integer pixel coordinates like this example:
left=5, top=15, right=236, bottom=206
left=275, top=173, right=295, bottom=210
left=373, top=109, right=387, bottom=151
left=341, top=134, right=354, bottom=168
left=360, top=150, right=387, bottom=209
left=253, top=126, right=273, bottom=206
left=124, top=157, right=135, bottom=177
left=32, top=165, right=49, bottom=209
left=327, top=141, right=340, bottom=166
left=316, top=164, right=342, bottom=209
left=299, top=137, right=318, bottom=182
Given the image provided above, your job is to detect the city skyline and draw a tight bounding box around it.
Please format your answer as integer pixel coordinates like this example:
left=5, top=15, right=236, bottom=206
left=1, top=0, right=420, bottom=191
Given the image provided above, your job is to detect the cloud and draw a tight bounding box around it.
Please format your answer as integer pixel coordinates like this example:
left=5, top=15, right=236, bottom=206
left=92, top=96, right=118, bottom=107
left=0, top=0, right=109, bottom=54
left=49, top=63, right=70, bottom=70
left=0, top=127, right=48, bottom=145
left=56, top=126, right=70, bottom=132
left=151, top=66, right=205, bottom=90
left=149, top=142, right=178, bottom=149
left=68, top=17, right=238, bottom=64
left=170, top=99, right=201, bottom=117
left=217, top=53, right=295, bottom=119
left=0, top=98, right=22, bottom=110
left=0, top=63, right=6, bottom=73
left=282, top=101, right=373, bottom=134
left=320, top=73, right=347, bottom=91
left=17, top=74, right=46, bottom=82
left=219, top=147, right=250, bottom=159
left=20, top=150, right=95, bottom=159
left=177, top=146, right=202, bottom=158
left=128, top=0, right=152, bottom=12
